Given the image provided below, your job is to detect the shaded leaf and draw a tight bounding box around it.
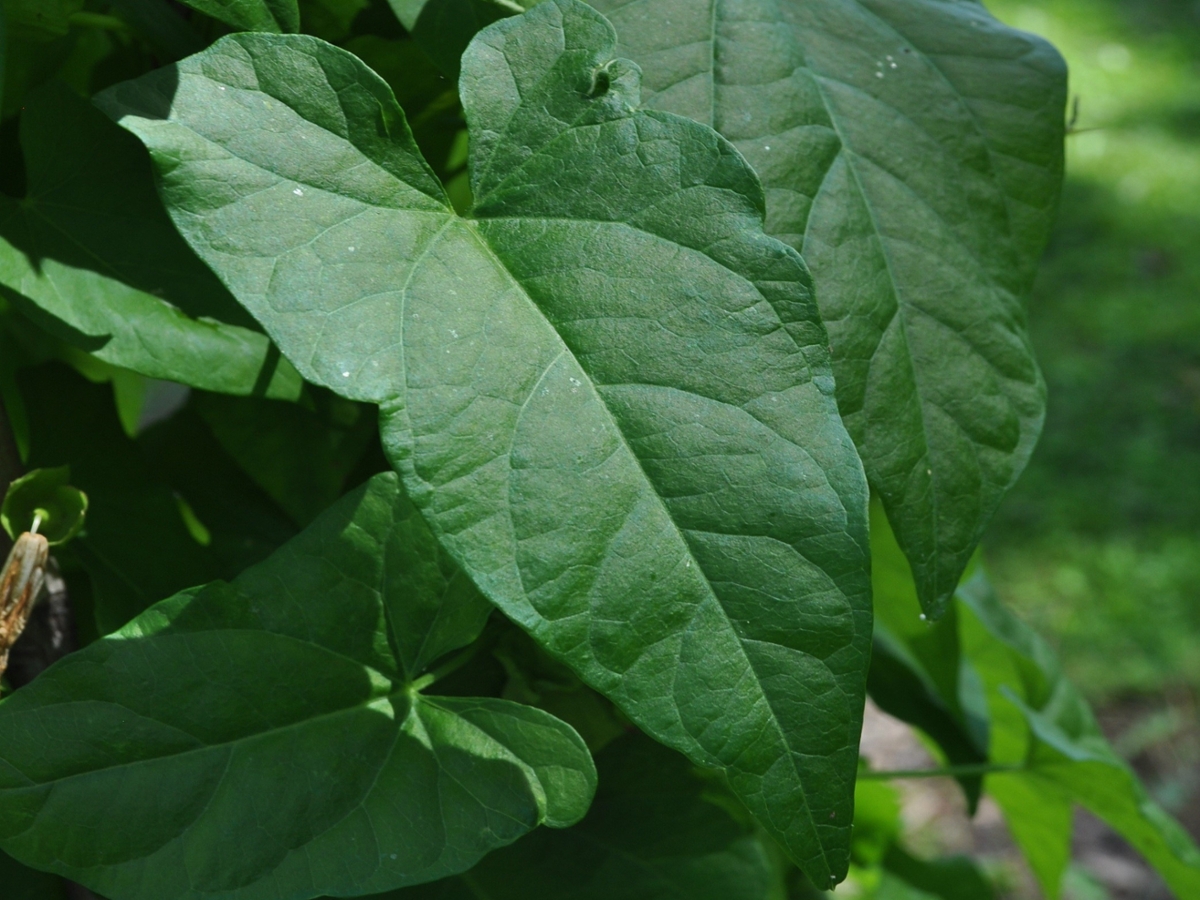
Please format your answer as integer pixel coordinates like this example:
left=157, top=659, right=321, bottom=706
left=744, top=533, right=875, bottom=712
left=383, top=733, right=772, bottom=900
left=0, top=473, right=593, bottom=900
left=0, top=847, right=68, bottom=900
left=99, top=0, right=872, bottom=882
left=388, top=0, right=518, bottom=78
left=19, top=364, right=289, bottom=633
left=193, top=390, right=379, bottom=526
left=178, top=0, right=300, bottom=32
left=0, top=82, right=300, bottom=398
left=590, top=0, right=1066, bottom=616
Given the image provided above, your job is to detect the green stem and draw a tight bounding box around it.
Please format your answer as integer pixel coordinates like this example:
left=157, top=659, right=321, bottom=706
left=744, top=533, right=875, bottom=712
left=409, top=642, right=483, bottom=693
left=69, top=12, right=133, bottom=33
left=858, top=762, right=1023, bottom=780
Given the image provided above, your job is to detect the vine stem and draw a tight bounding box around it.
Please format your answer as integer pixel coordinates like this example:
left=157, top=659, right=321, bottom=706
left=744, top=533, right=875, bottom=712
left=858, top=762, right=1023, bottom=780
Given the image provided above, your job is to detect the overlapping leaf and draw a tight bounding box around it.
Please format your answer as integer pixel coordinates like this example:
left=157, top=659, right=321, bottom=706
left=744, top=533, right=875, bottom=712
left=0, top=473, right=595, bottom=900
left=384, top=734, right=772, bottom=900
left=0, top=83, right=300, bottom=399
left=590, top=0, right=1066, bottom=615
left=99, top=0, right=871, bottom=882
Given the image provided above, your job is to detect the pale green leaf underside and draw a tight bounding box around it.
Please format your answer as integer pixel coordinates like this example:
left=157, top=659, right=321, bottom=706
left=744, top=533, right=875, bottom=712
left=590, top=0, right=1065, bottom=614
left=99, top=0, right=871, bottom=883
left=0, top=473, right=594, bottom=900
left=0, top=84, right=300, bottom=399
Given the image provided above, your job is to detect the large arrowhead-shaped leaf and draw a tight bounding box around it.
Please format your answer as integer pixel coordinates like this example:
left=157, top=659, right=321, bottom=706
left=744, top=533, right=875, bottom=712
left=590, top=0, right=1066, bottom=615
left=0, top=83, right=300, bottom=399
left=0, top=473, right=596, bottom=900
left=387, top=733, right=773, bottom=900
left=98, top=0, right=871, bottom=882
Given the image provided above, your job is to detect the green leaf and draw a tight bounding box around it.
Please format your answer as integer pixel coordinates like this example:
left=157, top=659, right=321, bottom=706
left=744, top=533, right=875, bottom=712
left=388, top=0, right=519, bottom=78
left=0, top=472, right=595, bottom=899
left=192, top=390, right=380, bottom=526
left=880, top=845, right=995, bottom=900
left=0, top=82, right=300, bottom=399
left=177, top=0, right=300, bottom=32
left=0, top=847, right=68, bottom=900
left=957, top=573, right=1200, bottom=900
left=381, top=733, right=772, bottom=900
left=590, top=0, right=1066, bottom=616
left=99, top=0, right=872, bottom=883
left=867, top=499, right=987, bottom=807
left=0, top=465, right=86, bottom=544
left=2, top=0, right=82, bottom=42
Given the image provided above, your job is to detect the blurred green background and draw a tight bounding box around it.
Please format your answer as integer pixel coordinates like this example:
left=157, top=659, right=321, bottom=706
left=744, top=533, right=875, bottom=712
left=983, top=0, right=1200, bottom=703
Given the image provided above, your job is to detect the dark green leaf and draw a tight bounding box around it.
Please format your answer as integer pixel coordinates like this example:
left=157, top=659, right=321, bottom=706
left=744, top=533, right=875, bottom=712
left=0, top=847, right=68, bottom=900
left=2, top=0, right=82, bottom=42
left=868, top=499, right=987, bottom=808
left=192, top=390, right=379, bottom=526
left=0, top=83, right=300, bottom=398
left=0, top=472, right=593, bottom=900
left=99, top=1, right=872, bottom=882
left=881, top=845, right=995, bottom=900
left=388, top=0, right=516, bottom=78
left=590, top=0, right=1066, bottom=616
left=0, top=465, right=86, bottom=544
left=383, top=733, right=772, bottom=900
left=178, top=0, right=300, bottom=32
left=19, top=364, right=288, bottom=633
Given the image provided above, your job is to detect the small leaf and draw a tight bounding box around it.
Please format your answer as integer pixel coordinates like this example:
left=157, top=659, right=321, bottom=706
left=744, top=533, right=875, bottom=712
left=0, top=473, right=595, bottom=900
left=0, top=83, right=301, bottom=400
left=590, top=0, right=1066, bottom=616
left=0, top=467, right=86, bottom=546
left=98, top=0, right=872, bottom=882
left=176, top=0, right=299, bottom=32
left=384, top=733, right=773, bottom=900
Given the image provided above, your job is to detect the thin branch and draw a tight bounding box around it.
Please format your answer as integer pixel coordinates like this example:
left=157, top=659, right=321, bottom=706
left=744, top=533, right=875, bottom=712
left=858, top=762, right=1023, bottom=780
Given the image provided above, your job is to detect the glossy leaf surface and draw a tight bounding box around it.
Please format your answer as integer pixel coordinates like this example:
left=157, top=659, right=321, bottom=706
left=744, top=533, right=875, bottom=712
left=0, top=473, right=594, bottom=900
left=99, top=1, right=872, bottom=882
left=0, top=84, right=300, bottom=399
left=590, top=0, right=1066, bottom=615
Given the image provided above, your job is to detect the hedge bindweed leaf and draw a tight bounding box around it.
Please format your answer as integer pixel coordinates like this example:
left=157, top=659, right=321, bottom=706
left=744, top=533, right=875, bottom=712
left=0, top=473, right=594, bottom=900
left=0, top=83, right=301, bottom=400
left=99, top=0, right=872, bottom=883
left=591, top=0, right=1066, bottom=616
